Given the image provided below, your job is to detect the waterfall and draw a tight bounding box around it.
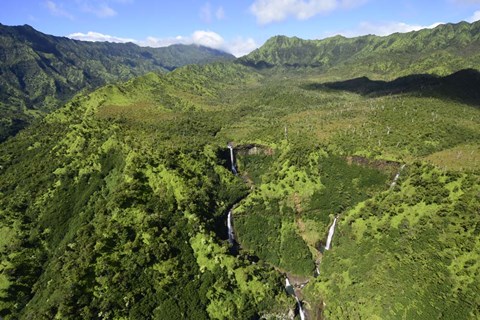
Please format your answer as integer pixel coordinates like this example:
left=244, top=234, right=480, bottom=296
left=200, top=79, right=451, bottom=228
left=390, top=164, right=406, bottom=188
left=285, top=277, right=306, bottom=320
left=227, top=144, right=237, bottom=175
left=295, top=296, right=306, bottom=320
left=285, top=277, right=291, bottom=288
left=227, top=210, right=234, bottom=245
left=325, top=216, right=337, bottom=251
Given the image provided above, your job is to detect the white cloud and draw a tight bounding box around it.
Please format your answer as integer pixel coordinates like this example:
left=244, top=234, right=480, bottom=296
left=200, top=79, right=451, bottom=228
left=340, top=0, right=368, bottom=9
left=200, top=2, right=213, bottom=22
left=468, top=10, right=480, bottom=22
left=332, top=21, right=443, bottom=38
left=75, top=0, right=134, bottom=18
left=67, top=30, right=258, bottom=57
left=139, top=36, right=189, bottom=47
left=451, top=0, right=480, bottom=4
left=136, top=32, right=226, bottom=51
left=45, top=0, right=131, bottom=20
left=216, top=6, right=226, bottom=20
left=200, top=2, right=226, bottom=22
left=228, top=37, right=259, bottom=57
left=81, top=3, right=117, bottom=17
left=68, top=31, right=135, bottom=43
left=95, top=5, right=117, bottom=17
left=250, top=0, right=368, bottom=24
left=192, top=30, right=224, bottom=49
left=45, top=0, right=74, bottom=20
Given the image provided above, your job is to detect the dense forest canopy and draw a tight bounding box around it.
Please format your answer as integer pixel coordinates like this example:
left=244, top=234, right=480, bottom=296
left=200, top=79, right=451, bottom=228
left=0, top=23, right=234, bottom=141
left=0, top=20, right=479, bottom=319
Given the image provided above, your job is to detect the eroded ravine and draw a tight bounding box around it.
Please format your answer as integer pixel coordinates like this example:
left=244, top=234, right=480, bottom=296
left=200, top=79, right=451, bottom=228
left=224, top=145, right=406, bottom=319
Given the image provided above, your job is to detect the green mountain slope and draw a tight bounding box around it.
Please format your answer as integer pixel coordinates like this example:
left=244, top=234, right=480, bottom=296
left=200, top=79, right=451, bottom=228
left=1, top=23, right=480, bottom=319
left=0, top=64, right=290, bottom=319
left=1, top=59, right=479, bottom=319
left=240, top=20, right=480, bottom=78
left=0, top=23, right=234, bottom=141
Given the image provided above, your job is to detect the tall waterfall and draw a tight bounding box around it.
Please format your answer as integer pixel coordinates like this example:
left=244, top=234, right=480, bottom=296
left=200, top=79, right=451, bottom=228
left=285, top=277, right=306, bottom=320
left=390, top=164, right=406, bottom=188
left=325, top=216, right=337, bottom=251
left=295, top=296, right=306, bottom=320
left=285, top=277, right=292, bottom=290
left=227, top=210, right=234, bottom=245
left=227, top=144, right=237, bottom=175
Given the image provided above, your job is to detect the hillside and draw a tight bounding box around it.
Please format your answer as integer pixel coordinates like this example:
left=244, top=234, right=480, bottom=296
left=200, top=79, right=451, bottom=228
left=0, top=23, right=234, bottom=141
left=0, top=56, right=479, bottom=318
left=1, top=19, right=480, bottom=320
left=240, top=20, right=480, bottom=78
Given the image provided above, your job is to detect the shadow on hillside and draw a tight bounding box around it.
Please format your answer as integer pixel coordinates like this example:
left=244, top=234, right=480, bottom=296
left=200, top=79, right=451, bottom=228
left=304, top=69, right=480, bottom=107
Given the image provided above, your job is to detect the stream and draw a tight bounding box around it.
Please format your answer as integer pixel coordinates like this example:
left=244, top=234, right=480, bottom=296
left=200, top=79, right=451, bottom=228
left=227, top=143, right=237, bottom=175
left=225, top=144, right=240, bottom=253
left=224, top=143, right=305, bottom=318
left=285, top=277, right=306, bottom=320
left=325, top=216, right=338, bottom=251
left=227, top=209, right=234, bottom=245
left=221, top=143, right=410, bottom=318
left=390, top=164, right=406, bottom=188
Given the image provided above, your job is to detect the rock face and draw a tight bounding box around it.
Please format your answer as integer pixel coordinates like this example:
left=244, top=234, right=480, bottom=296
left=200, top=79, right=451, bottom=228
left=288, top=308, right=295, bottom=319
left=347, top=155, right=398, bottom=169
left=234, top=143, right=274, bottom=156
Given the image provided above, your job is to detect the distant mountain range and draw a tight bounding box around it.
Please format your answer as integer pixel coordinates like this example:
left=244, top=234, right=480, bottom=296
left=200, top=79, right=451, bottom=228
left=240, top=20, right=480, bottom=78
left=1, top=19, right=480, bottom=320
left=0, top=23, right=234, bottom=141
left=2, top=21, right=480, bottom=141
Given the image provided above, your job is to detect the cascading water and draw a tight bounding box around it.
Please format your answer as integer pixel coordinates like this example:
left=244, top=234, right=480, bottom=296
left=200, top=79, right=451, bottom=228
left=295, top=296, right=306, bottom=320
left=227, top=210, right=234, bottom=245
left=325, top=216, right=337, bottom=251
left=285, top=278, right=292, bottom=291
left=227, top=144, right=237, bottom=175
left=390, top=164, right=406, bottom=188
left=285, top=277, right=306, bottom=320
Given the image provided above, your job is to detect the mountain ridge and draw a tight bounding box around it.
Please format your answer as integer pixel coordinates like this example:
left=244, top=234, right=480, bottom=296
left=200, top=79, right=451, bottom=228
left=239, top=20, right=480, bottom=77
left=0, top=45, right=479, bottom=318
left=1, top=19, right=480, bottom=319
left=0, top=22, right=234, bottom=141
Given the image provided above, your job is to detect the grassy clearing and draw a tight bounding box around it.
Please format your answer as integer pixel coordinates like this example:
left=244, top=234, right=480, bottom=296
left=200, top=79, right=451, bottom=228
left=424, top=143, right=480, bottom=170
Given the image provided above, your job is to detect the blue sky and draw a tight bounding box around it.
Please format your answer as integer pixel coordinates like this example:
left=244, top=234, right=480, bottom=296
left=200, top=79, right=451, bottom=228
left=1, top=0, right=480, bottom=56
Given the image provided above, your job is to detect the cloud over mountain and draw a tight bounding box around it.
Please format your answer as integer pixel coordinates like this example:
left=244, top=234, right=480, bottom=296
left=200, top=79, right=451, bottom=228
left=334, top=21, right=443, bottom=37
left=250, top=0, right=368, bottom=24
left=68, top=30, right=258, bottom=57
left=68, top=31, right=135, bottom=43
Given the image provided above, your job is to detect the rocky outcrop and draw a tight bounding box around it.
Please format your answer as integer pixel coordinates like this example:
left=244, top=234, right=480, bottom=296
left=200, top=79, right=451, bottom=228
left=234, top=143, right=274, bottom=156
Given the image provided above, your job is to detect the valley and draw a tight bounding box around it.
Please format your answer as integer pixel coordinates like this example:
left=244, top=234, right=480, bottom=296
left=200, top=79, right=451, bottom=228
left=0, top=20, right=479, bottom=320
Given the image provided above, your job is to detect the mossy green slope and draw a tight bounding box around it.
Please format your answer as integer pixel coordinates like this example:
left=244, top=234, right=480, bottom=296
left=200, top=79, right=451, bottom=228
left=307, top=164, right=480, bottom=319
left=0, top=46, right=479, bottom=319
left=240, top=20, right=480, bottom=79
left=0, top=65, right=288, bottom=319
left=0, top=23, right=234, bottom=142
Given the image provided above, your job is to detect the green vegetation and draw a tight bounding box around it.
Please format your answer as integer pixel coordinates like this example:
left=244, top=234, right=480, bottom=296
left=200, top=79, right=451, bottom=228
left=306, top=164, right=480, bottom=319
left=307, top=155, right=389, bottom=223
left=0, top=73, right=288, bottom=318
left=0, top=23, right=234, bottom=141
left=0, top=20, right=480, bottom=319
left=240, top=20, right=480, bottom=79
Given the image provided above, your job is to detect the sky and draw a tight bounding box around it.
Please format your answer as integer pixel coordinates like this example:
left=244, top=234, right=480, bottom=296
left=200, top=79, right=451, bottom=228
left=1, top=0, right=480, bottom=57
